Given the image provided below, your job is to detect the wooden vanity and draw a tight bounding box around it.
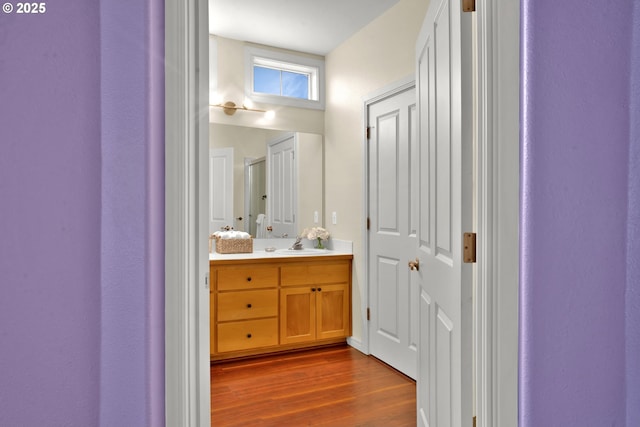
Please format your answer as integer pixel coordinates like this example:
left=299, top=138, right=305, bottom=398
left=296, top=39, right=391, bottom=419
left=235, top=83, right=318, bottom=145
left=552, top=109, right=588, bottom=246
left=209, top=254, right=352, bottom=361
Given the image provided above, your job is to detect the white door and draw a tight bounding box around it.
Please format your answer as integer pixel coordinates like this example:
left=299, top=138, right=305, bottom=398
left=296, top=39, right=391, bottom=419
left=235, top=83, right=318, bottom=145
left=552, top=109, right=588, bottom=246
left=210, top=147, right=234, bottom=232
left=267, top=134, right=296, bottom=237
left=415, top=0, right=473, bottom=426
left=367, top=84, right=420, bottom=379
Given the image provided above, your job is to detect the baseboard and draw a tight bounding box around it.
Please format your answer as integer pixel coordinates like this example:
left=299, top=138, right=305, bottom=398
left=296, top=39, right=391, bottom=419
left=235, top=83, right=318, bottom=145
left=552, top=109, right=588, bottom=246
left=347, top=337, right=367, bottom=355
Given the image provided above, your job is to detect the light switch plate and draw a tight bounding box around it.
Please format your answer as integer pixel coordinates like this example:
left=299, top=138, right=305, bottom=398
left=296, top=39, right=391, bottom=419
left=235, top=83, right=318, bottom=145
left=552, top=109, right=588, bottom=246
left=332, top=211, right=337, bottom=225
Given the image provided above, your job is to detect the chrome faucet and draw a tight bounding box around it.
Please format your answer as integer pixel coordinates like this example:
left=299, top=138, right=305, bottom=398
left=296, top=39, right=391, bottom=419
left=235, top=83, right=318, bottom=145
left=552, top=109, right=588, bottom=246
left=289, top=236, right=304, bottom=250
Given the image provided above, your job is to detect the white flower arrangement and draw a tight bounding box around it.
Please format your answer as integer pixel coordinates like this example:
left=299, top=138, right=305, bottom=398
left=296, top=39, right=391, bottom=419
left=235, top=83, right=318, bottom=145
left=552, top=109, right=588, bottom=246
left=301, top=227, right=330, bottom=249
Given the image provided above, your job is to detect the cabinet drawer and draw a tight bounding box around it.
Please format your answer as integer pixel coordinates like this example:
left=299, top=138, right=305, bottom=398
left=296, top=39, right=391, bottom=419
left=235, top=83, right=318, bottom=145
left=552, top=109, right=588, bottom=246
left=217, top=318, right=278, bottom=353
left=281, top=262, right=350, bottom=286
left=216, top=266, right=279, bottom=290
left=217, top=289, right=278, bottom=321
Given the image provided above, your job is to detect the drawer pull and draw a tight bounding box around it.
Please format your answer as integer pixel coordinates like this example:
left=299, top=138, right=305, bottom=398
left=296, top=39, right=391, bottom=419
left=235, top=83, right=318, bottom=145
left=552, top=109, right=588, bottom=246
left=247, top=303, right=252, bottom=308
left=247, top=333, right=252, bottom=338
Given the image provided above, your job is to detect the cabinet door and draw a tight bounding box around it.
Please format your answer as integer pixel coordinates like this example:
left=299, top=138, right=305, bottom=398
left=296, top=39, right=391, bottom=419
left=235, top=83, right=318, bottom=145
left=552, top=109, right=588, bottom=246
left=316, top=283, right=350, bottom=340
left=280, top=287, right=315, bottom=344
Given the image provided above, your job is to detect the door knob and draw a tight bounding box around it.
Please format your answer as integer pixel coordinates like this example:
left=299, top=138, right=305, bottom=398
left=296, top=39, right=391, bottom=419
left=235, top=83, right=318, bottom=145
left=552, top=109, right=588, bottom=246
left=408, top=258, right=420, bottom=271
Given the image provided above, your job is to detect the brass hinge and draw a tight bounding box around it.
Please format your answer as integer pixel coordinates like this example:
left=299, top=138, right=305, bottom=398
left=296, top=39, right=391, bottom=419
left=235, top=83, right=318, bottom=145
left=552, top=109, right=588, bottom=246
left=366, top=217, right=370, bottom=230
left=367, top=308, right=371, bottom=321
left=462, top=0, right=476, bottom=12
left=366, top=127, right=371, bottom=140
left=473, top=416, right=477, bottom=427
left=463, top=232, right=477, bottom=263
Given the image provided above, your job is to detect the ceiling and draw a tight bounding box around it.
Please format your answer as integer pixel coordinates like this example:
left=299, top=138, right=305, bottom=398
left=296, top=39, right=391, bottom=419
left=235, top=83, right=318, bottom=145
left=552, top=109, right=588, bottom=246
left=209, top=0, right=401, bottom=56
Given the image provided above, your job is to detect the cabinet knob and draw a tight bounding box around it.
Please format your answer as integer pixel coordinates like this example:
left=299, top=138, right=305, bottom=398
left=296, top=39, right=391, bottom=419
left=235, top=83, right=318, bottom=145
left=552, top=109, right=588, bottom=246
left=247, top=303, right=252, bottom=308
left=317, top=288, right=322, bottom=292
left=247, top=333, right=252, bottom=338
left=311, top=288, right=316, bottom=292
left=246, top=277, right=252, bottom=282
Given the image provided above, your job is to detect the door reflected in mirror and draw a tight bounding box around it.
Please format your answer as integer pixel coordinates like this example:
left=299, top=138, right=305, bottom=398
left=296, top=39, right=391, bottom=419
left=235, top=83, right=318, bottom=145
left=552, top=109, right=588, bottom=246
left=245, top=157, right=265, bottom=237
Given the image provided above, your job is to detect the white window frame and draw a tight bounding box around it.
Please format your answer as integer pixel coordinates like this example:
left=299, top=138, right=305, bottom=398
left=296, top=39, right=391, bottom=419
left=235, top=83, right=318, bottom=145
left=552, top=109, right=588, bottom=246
left=245, top=46, right=325, bottom=110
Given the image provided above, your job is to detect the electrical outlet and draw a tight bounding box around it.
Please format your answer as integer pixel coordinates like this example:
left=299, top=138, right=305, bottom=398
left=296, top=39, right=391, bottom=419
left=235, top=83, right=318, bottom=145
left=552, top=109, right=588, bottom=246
left=332, top=211, right=337, bottom=225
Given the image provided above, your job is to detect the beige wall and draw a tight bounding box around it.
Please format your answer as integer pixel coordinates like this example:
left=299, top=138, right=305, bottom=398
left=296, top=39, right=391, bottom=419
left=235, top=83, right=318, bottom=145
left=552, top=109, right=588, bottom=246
left=324, top=0, right=429, bottom=343
left=297, top=133, right=325, bottom=231
left=210, top=36, right=325, bottom=134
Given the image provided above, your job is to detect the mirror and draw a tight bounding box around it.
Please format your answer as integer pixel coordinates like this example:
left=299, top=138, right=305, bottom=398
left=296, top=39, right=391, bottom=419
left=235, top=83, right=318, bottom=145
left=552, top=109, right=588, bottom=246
left=210, top=123, right=324, bottom=237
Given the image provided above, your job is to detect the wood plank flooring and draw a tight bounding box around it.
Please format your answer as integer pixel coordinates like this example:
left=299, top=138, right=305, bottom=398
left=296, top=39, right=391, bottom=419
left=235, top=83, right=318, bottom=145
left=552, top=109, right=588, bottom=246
left=211, top=345, right=416, bottom=426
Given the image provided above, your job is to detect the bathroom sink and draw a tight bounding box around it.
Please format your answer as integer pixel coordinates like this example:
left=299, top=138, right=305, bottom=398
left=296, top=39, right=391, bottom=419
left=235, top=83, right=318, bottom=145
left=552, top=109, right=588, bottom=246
left=274, top=248, right=329, bottom=255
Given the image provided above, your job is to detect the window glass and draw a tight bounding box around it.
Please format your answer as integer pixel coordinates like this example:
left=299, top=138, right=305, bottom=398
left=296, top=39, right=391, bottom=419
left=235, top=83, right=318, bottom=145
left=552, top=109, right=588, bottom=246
left=282, top=71, right=309, bottom=99
left=245, top=46, right=325, bottom=110
left=253, top=66, right=280, bottom=96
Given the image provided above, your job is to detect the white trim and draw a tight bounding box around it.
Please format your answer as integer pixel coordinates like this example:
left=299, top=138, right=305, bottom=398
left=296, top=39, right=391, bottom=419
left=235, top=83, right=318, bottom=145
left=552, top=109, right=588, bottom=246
left=245, top=46, right=326, bottom=110
left=475, top=1, right=519, bottom=426
left=244, top=157, right=253, bottom=234
left=209, top=35, right=218, bottom=105
left=361, top=75, right=416, bottom=357
left=165, top=0, right=210, bottom=426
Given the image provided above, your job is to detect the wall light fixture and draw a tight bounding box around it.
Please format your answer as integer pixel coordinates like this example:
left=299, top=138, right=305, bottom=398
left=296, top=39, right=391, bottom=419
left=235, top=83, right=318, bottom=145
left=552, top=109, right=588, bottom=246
left=210, top=101, right=266, bottom=116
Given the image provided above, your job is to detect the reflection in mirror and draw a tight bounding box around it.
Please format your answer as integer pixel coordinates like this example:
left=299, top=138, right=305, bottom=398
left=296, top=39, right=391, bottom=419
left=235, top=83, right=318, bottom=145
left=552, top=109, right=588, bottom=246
left=210, top=123, right=323, bottom=237
left=244, top=157, right=265, bottom=236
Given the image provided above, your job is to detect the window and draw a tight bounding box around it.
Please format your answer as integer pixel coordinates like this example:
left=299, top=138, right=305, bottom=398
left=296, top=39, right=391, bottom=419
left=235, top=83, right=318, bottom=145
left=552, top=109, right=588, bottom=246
left=245, top=47, right=325, bottom=110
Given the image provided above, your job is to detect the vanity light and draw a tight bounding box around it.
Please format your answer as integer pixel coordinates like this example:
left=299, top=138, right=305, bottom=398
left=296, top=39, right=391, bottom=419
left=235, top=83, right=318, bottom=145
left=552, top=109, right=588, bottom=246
left=210, top=101, right=266, bottom=116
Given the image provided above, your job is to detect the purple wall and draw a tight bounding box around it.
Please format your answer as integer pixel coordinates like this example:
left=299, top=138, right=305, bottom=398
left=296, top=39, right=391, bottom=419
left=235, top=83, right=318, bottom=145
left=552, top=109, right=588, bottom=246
left=0, top=0, right=164, bottom=425
left=627, top=2, right=640, bottom=425
left=0, top=2, right=101, bottom=425
left=521, top=0, right=633, bottom=425
left=99, top=0, right=165, bottom=425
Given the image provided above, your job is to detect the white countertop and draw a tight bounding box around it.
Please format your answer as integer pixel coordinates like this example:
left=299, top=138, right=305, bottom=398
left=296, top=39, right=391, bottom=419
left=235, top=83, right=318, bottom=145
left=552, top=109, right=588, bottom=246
left=209, top=238, right=353, bottom=261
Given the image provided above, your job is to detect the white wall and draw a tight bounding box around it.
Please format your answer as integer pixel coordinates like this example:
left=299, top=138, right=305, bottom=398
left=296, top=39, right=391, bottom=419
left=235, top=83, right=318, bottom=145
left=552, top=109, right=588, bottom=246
left=324, top=0, right=429, bottom=343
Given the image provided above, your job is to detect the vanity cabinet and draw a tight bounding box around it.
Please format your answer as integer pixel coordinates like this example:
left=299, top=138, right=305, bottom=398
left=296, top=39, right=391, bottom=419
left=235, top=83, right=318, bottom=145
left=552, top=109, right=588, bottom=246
left=210, top=255, right=352, bottom=361
left=280, top=263, right=350, bottom=345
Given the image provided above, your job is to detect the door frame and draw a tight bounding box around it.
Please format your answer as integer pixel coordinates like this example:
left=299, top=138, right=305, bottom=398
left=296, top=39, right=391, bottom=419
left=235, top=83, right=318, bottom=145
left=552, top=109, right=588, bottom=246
left=360, top=74, right=416, bottom=357
left=165, top=0, right=211, bottom=426
left=163, top=0, right=519, bottom=426
left=474, top=2, right=520, bottom=425
left=244, top=156, right=266, bottom=236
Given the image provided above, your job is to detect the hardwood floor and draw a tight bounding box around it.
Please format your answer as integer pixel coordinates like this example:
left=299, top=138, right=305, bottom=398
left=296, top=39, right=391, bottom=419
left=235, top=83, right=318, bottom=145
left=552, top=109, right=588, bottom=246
left=211, top=344, right=416, bottom=426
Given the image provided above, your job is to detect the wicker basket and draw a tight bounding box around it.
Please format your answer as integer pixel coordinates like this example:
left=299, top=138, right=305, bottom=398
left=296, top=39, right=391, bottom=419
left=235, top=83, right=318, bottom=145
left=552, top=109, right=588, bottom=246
left=212, top=236, right=253, bottom=254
